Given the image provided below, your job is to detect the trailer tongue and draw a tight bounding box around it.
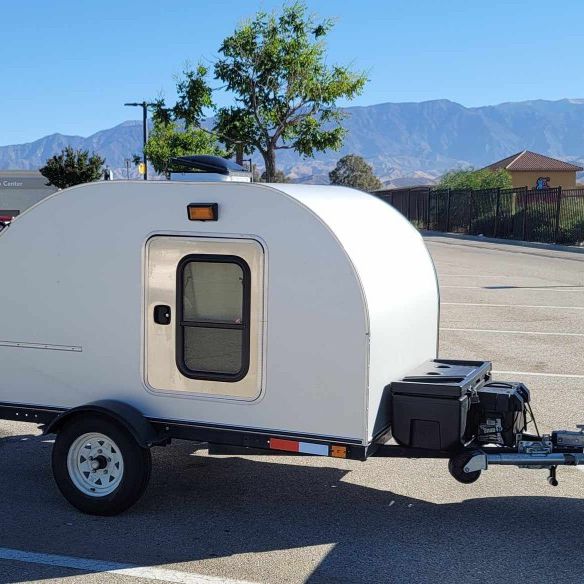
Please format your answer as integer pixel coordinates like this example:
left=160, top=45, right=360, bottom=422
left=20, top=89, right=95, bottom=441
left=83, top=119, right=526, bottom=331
left=383, top=359, right=584, bottom=486
left=462, top=429, right=584, bottom=486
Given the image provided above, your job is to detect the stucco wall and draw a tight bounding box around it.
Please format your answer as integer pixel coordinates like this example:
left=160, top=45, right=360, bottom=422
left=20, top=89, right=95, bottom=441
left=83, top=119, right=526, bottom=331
left=510, top=170, right=577, bottom=189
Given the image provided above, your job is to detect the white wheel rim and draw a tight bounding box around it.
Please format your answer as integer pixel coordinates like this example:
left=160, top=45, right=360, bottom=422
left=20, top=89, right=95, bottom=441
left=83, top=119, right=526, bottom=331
left=67, top=432, right=125, bottom=497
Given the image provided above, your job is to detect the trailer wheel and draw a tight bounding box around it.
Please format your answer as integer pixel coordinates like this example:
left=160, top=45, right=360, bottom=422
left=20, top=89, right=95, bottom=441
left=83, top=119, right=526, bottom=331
left=52, top=415, right=152, bottom=515
left=448, top=452, right=482, bottom=484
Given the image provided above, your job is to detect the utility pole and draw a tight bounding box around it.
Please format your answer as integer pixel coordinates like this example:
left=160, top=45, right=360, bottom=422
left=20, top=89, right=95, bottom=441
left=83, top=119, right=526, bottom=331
left=124, top=158, right=131, bottom=180
left=124, top=101, right=154, bottom=180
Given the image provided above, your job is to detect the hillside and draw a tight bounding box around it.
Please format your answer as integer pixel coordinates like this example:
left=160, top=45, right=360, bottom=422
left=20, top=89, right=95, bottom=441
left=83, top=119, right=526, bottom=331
left=2, top=98, right=584, bottom=184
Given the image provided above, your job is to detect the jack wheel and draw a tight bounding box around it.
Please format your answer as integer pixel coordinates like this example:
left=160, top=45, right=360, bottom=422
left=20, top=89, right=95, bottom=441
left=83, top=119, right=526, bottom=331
left=547, top=466, right=559, bottom=487
left=448, top=452, right=482, bottom=484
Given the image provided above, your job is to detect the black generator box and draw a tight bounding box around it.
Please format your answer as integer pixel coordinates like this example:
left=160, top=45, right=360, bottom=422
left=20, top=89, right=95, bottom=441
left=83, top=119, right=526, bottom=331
left=474, top=381, right=530, bottom=447
left=390, top=359, right=491, bottom=451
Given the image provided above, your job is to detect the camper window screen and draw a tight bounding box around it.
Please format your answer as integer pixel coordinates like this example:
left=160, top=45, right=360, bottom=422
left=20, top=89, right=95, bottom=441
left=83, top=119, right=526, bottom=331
left=178, top=256, right=251, bottom=381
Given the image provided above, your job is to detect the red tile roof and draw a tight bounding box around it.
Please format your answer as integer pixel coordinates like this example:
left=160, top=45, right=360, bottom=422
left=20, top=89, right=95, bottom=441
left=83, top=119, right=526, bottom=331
left=485, top=150, right=583, bottom=172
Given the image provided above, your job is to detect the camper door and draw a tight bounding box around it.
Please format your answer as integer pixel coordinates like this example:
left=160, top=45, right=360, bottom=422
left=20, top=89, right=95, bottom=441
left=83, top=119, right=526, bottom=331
left=145, top=236, right=264, bottom=400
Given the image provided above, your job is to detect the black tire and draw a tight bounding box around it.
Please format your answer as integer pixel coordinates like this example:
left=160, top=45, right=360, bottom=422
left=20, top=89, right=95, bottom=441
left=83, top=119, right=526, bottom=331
left=448, top=452, right=482, bottom=484
left=52, top=415, right=152, bottom=515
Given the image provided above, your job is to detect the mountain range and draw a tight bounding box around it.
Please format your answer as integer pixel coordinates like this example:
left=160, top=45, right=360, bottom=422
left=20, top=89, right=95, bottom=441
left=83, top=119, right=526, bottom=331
left=3, top=98, right=584, bottom=186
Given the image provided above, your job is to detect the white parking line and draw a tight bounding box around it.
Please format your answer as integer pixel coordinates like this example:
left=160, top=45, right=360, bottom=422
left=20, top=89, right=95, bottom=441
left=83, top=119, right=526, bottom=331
left=442, top=302, right=584, bottom=310
left=440, top=275, right=572, bottom=283
left=441, top=274, right=515, bottom=277
left=0, top=547, right=256, bottom=584
left=442, top=328, right=584, bottom=337
left=440, top=285, right=584, bottom=292
left=493, top=370, right=584, bottom=380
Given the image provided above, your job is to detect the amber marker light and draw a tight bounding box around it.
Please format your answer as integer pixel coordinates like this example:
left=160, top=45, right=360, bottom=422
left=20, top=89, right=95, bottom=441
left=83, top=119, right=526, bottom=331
left=330, top=445, right=347, bottom=458
left=187, top=203, right=219, bottom=221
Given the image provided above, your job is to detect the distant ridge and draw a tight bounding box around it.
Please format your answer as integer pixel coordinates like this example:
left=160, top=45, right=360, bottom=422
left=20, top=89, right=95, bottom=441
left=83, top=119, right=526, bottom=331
left=2, top=98, right=584, bottom=184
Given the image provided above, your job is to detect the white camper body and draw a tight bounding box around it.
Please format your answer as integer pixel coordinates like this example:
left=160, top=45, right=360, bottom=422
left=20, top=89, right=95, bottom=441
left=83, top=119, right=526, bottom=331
left=0, top=181, right=438, bottom=446
left=2, top=177, right=583, bottom=515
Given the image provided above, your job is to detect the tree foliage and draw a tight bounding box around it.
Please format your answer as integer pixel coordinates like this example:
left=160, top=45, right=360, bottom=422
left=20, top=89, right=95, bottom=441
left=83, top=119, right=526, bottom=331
left=438, top=168, right=512, bottom=189
left=143, top=4, right=366, bottom=179
left=144, top=121, right=226, bottom=175
left=40, top=146, right=105, bottom=189
left=146, top=65, right=226, bottom=174
left=214, top=2, right=367, bottom=181
left=329, top=154, right=383, bottom=191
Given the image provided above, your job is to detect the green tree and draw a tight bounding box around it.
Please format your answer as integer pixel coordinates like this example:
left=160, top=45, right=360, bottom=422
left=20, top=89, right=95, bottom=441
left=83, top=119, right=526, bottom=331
left=438, top=168, right=512, bottom=189
left=40, top=146, right=105, bottom=189
left=214, top=2, right=367, bottom=181
left=329, top=154, right=383, bottom=191
left=145, top=65, right=227, bottom=174
left=144, top=121, right=226, bottom=175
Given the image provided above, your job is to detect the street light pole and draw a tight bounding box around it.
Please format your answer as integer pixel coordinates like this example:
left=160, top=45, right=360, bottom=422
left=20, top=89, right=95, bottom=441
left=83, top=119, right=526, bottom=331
left=141, top=102, right=148, bottom=180
left=124, top=101, right=154, bottom=180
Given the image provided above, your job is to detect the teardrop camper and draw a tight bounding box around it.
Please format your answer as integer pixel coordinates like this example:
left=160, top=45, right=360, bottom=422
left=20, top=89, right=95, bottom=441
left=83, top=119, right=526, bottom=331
left=1, top=165, right=582, bottom=514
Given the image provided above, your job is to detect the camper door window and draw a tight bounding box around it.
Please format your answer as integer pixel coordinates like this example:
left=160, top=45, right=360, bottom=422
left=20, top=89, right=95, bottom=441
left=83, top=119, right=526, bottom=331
left=177, top=255, right=251, bottom=382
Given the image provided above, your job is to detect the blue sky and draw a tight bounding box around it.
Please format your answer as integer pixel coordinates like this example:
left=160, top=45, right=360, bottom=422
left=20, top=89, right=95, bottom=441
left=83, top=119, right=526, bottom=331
left=2, top=0, right=583, bottom=145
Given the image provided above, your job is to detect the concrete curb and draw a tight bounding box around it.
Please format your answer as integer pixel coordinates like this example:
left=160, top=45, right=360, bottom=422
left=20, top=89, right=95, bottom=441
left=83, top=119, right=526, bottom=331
left=421, top=230, right=584, bottom=256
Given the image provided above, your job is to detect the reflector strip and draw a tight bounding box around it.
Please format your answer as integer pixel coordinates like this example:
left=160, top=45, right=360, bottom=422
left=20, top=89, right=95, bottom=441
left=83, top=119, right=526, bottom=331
left=299, top=442, right=329, bottom=456
left=269, top=438, right=299, bottom=452
left=269, top=438, right=329, bottom=456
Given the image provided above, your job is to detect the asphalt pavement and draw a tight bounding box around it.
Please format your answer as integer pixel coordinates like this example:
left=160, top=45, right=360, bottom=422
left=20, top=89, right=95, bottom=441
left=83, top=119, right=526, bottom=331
left=1, top=235, right=583, bottom=584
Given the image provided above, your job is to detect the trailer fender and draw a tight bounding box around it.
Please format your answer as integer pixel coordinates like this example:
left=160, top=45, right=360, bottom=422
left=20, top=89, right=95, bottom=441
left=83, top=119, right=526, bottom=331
left=43, top=400, right=164, bottom=448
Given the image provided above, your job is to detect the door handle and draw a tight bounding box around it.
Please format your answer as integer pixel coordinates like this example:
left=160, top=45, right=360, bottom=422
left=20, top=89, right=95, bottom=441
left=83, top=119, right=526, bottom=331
left=153, top=305, right=172, bottom=325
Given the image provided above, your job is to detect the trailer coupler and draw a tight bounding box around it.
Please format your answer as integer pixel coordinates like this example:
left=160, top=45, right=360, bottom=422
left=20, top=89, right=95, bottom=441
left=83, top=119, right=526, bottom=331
left=451, top=427, right=584, bottom=486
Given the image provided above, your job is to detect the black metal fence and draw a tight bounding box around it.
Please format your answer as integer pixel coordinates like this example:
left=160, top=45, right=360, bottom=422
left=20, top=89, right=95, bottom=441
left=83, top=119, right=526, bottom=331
left=375, top=186, right=584, bottom=245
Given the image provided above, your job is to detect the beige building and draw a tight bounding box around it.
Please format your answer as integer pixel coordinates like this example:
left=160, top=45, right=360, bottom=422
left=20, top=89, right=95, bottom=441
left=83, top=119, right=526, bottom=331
left=485, top=150, right=583, bottom=189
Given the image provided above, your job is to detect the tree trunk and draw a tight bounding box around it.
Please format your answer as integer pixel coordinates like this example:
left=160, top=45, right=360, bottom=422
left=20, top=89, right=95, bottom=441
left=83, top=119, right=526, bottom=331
left=263, top=148, right=276, bottom=182
left=235, top=144, right=244, bottom=167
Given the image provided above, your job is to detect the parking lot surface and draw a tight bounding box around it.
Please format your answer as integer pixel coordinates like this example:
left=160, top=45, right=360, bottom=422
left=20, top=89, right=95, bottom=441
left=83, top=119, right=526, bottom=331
left=1, top=235, right=583, bottom=584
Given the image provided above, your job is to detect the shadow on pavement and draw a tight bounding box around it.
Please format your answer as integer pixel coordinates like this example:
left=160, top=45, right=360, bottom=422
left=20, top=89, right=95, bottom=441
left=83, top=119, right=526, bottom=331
left=1, top=433, right=583, bottom=584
